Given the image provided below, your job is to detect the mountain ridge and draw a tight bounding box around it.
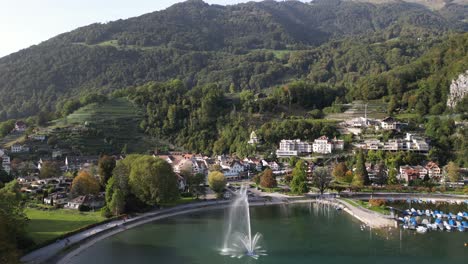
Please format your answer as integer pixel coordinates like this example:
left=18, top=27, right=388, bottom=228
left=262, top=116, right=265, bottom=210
left=0, top=0, right=466, bottom=120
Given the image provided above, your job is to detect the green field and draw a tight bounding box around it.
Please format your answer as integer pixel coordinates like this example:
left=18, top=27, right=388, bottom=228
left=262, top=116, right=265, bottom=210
left=25, top=208, right=105, bottom=244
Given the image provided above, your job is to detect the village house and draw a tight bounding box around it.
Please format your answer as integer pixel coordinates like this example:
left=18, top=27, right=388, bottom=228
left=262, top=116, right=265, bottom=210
left=268, top=161, right=280, bottom=171
left=44, top=192, right=69, bottom=206
left=0, top=149, right=11, bottom=174
left=243, top=158, right=262, bottom=172
left=312, top=136, right=344, bottom=154
left=380, top=117, right=397, bottom=130
left=425, top=161, right=442, bottom=179
left=399, top=165, right=429, bottom=182
left=11, top=144, right=30, bottom=153
left=65, top=194, right=105, bottom=210
left=156, top=154, right=208, bottom=176
left=65, top=156, right=99, bottom=171
left=222, top=160, right=245, bottom=180
left=14, top=121, right=27, bottom=132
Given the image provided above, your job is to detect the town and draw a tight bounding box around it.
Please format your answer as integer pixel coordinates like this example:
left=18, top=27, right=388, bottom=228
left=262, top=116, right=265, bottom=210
left=1, top=113, right=466, bottom=215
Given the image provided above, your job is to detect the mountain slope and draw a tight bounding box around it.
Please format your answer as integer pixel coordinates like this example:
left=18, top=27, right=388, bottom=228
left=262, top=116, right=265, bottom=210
left=0, top=0, right=465, bottom=120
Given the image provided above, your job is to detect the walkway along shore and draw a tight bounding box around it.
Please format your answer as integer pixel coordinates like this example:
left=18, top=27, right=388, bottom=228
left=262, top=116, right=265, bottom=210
left=22, top=193, right=467, bottom=264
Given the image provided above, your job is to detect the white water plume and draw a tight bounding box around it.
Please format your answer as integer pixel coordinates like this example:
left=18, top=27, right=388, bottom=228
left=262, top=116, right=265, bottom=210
left=220, top=185, right=266, bottom=259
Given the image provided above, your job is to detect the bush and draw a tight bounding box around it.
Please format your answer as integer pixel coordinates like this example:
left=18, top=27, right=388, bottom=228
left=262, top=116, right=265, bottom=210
left=100, top=206, right=113, bottom=218
left=78, top=204, right=91, bottom=212
left=180, top=192, right=193, bottom=198
left=368, top=199, right=386, bottom=207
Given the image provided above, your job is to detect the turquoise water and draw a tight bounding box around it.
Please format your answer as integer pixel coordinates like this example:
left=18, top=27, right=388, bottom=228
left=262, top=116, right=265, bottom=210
left=67, top=203, right=468, bottom=264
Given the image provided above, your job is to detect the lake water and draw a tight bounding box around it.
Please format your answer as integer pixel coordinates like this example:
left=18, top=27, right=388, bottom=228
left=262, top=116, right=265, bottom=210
left=66, top=203, right=468, bottom=264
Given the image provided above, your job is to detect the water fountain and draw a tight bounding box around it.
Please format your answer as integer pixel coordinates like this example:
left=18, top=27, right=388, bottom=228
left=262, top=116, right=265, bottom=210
left=221, top=185, right=266, bottom=259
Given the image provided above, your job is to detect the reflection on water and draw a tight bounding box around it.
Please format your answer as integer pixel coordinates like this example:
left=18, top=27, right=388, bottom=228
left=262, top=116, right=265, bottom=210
left=67, top=203, right=468, bottom=264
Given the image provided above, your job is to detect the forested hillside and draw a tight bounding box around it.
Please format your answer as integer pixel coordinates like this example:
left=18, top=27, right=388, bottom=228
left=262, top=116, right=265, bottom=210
left=0, top=0, right=466, bottom=120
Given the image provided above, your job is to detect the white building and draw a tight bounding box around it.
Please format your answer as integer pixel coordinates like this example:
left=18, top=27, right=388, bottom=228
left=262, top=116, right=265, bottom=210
left=247, top=131, right=259, bottom=145
left=358, top=133, right=429, bottom=153
left=44, top=193, right=69, bottom=206
left=11, top=144, right=30, bottom=153
left=223, top=161, right=245, bottom=180
left=380, top=117, right=397, bottom=130
left=0, top=149, right=11, bottom=174
left=312, top=136, right=345, bottom=154
left=276, top=139, right=311, bottom=157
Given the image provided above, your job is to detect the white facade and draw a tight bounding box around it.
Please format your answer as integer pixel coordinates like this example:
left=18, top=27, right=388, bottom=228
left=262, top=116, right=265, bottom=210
left=0, top=150, right=11, bottom=174
left=248, top=131, right=259, bottom=145
left=381, top=117, right=397, bottom=130
left=276, top=139, right=311, bottom=157
left=222, top=161, right=245, bottom=180
left=312, top=136, right=344, bottom=154
left=357, top=133, right=429, bottom=153
left=312, top=137, right=333, bottom=154
left=11, top=144, right=29, bottom=153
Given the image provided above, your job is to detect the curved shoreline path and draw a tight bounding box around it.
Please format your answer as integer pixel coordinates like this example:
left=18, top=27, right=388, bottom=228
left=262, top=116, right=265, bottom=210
left=336, top=199, right=396, bottom=228
left=21, top=193, right=468, bottom=264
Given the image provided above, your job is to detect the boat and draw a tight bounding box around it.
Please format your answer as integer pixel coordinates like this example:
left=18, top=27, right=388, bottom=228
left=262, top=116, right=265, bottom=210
left=416, top=226, right=428, bottom=233
left=458, top=226, right=465, bottom=232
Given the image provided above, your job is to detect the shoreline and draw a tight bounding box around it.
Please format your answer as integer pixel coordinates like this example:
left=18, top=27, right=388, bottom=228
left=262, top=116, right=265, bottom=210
left=22, top=193, right=467, bottom=264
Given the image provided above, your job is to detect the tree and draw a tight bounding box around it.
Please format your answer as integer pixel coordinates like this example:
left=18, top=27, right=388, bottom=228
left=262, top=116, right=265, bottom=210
left=290, top=160, right=309, bottom=194
left=16, top=161, right=36, bottom=177
left=98, top=155, right=116, bottom=186
left=208, top=171, right=226, bottom=198
left=289, top=156, right=299, bottom=168
left=71, top=171, right=100, bottom=197
left=445, top=161, right=460, bottom=182
left=353, top=149, right=369, bottom=186
left=0, top=180, right=30, bottom=263
left=187, top=173, right=206, bottom=198
left=387, top=95, right=397, bottom=115
left=129, top=156, right=179, bottom=205
left=312, top=167, right=332, bottom=195
left=374, top=163, right=387, bottom=186
left=39, top=161, right=61, bottom=179
left=108, top=189, right=125, bottom=216
left=0, top=169, right=12, bottom=185
left=260, top=169, right=277, bottom=188
left=387, top=166, right=398, bottom=185
left=332, top=162, right=347, bottom=182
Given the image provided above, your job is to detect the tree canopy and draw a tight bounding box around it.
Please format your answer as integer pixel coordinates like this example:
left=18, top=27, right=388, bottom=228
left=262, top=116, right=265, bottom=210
left=128, top=156, right=179, bottom=205
left=71, top=170, right=100, bottom=197
left=208, top=171, right=226, bottom=198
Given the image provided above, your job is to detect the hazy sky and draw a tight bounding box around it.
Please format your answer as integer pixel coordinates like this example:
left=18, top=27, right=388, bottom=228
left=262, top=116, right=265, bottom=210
left=0, top=0, right=282, bottom=58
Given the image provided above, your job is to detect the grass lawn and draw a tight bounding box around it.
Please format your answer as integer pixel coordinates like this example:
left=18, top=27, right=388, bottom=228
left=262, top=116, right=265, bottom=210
left=160, top=196, right=198, bottom=207
left=25, top=208, right=105, bottom=245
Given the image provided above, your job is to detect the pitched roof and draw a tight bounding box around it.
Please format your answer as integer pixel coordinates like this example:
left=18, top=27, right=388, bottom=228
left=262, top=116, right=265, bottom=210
left=382, top=117, right=395, bottom=123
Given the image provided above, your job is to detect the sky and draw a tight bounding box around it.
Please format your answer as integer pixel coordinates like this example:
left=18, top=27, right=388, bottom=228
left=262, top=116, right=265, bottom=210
left=0, top=0, right=281, bottom=58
